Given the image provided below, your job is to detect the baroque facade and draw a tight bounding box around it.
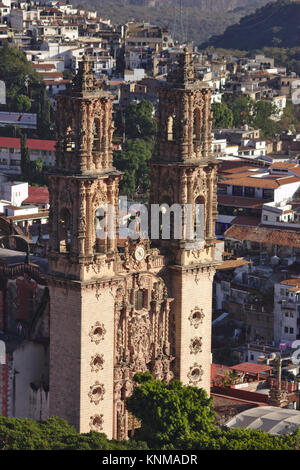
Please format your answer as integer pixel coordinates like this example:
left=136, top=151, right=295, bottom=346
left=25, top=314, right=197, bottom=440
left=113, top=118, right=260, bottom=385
left=47, top=50, right=218, bottom=439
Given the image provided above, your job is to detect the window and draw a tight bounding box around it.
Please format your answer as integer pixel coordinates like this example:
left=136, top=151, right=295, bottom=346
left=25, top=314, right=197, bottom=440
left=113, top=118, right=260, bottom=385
left=263, top=215, right=268, bottom=221
left=263, top=189, right=273, bottom=200
left=290, top=328, right=294, bottom=334
left=285, top=327, right=288, bottom=333
left=232, top=185, right=243, bottom=196
left=135, top=290, right=144, bottom=310
left=244, top=186, right=255, bottom=197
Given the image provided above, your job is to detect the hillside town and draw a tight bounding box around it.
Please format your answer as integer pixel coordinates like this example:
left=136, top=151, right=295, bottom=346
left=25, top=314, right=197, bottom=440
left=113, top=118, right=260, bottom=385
left=1, top=0, right=300, bottom=449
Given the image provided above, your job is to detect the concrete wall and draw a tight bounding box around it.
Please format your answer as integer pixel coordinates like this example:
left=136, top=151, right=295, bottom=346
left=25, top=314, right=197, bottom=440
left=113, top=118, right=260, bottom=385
left=13, top=342, right=49, bottom=418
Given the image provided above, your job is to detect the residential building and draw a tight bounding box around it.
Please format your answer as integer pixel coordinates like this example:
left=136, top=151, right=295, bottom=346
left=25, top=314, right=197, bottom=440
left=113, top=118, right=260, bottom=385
left=0, top=137, right=56, bottom=174
left=274, top=279, right=300, bottom=345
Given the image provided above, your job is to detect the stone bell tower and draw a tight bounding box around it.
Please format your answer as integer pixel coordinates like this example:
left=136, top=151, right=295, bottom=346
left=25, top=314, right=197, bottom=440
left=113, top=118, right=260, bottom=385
left=150, top=48, right=219, bottom=393
left=47, top=58, right=121, bottom=437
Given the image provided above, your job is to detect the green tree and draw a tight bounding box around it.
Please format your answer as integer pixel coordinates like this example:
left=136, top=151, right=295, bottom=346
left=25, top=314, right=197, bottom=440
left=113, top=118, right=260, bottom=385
left=37, top=88, right=52, bottom=139
left=125, top=372, right=216, bottom=449
left=116, top=100, right=157, bottom=141
left=0, top=416, right=148, bottom=450
left=20, top=132, right=31, bottom=178
left=224, top=94, right=254, bottom=128
left=0, top=43, right=43, bottom=110
left=252, top=100, right=277, bottom=138
left=114, top=139, right=152, bottom=196
left=212, top=102, right=233, bottom=128
left=14, top=94, right=31, bottom=113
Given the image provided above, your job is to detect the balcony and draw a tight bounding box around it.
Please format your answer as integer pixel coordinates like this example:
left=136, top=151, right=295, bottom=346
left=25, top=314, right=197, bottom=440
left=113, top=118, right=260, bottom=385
left=280, top=300, right=298, bottom=310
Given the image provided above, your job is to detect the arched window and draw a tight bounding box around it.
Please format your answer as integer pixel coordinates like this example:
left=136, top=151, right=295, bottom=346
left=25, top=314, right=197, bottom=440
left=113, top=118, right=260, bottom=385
left=167, top=114, right=176, bottom=141
left=193, top=107, right=201, bottom=140
left=93, top=118, right=101, bottom=151
left=94, top=205, right=107, bottom=253
left=135, top=290, right=144, bottom=310
left=59, top=208, right=71, bottom=253
left=194, top=196, right=205, bottom=241
left=66, top=118, right=76, bottom=151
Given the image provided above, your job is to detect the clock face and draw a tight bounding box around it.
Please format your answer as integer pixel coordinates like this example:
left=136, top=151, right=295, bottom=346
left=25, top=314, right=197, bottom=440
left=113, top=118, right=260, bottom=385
left=135, top=246, right=145, bottom=261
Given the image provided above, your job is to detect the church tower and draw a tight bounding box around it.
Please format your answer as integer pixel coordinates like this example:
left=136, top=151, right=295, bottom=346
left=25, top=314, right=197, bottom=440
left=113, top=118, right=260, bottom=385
left=47, top=59, right=122, bottom=436
left=47, top=51, right=217, bottom=439
left=149, top=48, right=218, bottom=392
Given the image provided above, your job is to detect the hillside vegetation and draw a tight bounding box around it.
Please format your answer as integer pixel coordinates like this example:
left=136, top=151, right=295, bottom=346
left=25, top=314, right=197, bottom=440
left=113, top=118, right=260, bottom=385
left=202, top=0, right=300, bottom=49
left=72, top=0, right=274, bottom=44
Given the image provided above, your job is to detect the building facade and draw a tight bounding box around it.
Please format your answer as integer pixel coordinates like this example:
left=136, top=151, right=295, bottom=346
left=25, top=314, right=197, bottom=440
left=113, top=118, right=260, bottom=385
left=47, top=52, right=218, bottom=439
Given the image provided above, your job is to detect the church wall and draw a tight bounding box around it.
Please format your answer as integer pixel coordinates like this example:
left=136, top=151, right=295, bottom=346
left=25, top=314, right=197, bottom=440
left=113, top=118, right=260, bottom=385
left=172, top=267, right=214, bottom=395
left=79, top=285, right=115, bottom=437
left=49, top=284, right=82, bottom=430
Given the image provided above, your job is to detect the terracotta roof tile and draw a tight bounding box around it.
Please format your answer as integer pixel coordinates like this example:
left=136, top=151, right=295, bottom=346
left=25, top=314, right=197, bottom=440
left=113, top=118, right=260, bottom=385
left=221, top=175, right=300, bottom=189
left=230, top=216, right=261, bottom=226
left=280, top=279, right=300, bottom=287
left=225, top=225, right=300, bottom=248
left=218, top=195, right=268, bottom=208
left=216, top=259, right=251, bottom=270
left=0, top=137, right=56, bottom=151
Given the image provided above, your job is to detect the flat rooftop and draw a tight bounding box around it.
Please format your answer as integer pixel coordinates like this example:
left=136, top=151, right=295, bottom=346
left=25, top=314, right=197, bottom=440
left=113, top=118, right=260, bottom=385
left=0, top=247, right=48, bottom=273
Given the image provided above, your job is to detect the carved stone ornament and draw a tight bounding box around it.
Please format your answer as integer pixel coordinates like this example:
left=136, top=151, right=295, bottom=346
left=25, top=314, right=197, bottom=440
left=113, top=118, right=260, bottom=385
left=187, top=363, right=203, bottom=385
left=188, top=307, right=205, bottom=329
left=90, top=353, right=105, bottom=372
left=89, top=414, right=104, bottom=431
left=189, top=337, right=202, bottom=354
left=137, top=274, right=150, bottom=290
left=88, top=382, right=105, bottom=405
left=89, top=322, right=106, bottom=344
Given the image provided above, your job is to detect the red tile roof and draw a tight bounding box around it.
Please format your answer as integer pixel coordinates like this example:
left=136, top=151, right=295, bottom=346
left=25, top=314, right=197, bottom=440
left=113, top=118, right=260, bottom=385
left=230, top=362, right=273, bottom=374
left=280, top=279, right=300, bottom=287
left=32, top=63, right=56, bottom=69
left=225, top=224, right=300, bottom=248
left=23, top=186, right=49, bottom=205
left=221, top=175, right=300, bottom=189
left=218, top=195, right=268, bottom=208
left=0, top=137, right=56, bottom=151
left=216, top=259, right=251, bottom=270
left=230, top=216, right=261, bottom=226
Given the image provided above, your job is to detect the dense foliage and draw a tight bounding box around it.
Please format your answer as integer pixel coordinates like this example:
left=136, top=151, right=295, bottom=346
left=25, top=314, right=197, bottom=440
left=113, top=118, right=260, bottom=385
left=202, top=0, right=300, bottom=50
left=0, top=416, right=148, bottom=450
left=126, top=373, right=300, bottom=450
left=1, top=374, right=300, bottom=450
left=0, top=44, right=43, bottom=111
left=214, top=94, right=278, bottom=137
left=20, top=133, right=49, bottom=186
left=211, top=102, right=234, bottom=129
left=113, top=100, right=156, bottom=196
left=114, top=138, right=153, bottom=196
left=126, top=371, right=216, bottom=449
left=0, top=44, right=53, bottom=139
